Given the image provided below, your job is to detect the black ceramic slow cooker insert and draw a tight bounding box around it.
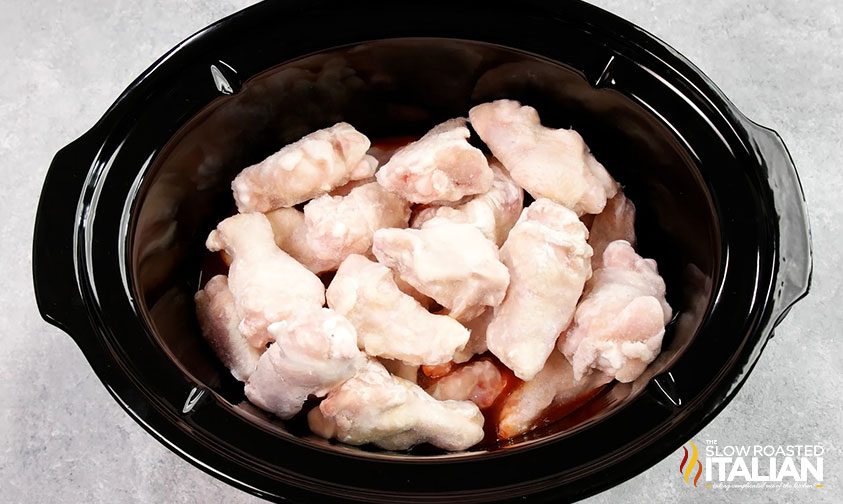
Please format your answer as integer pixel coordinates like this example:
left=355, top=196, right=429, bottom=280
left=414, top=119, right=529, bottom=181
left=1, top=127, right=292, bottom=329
left=33, top=1, right=812, bottom=502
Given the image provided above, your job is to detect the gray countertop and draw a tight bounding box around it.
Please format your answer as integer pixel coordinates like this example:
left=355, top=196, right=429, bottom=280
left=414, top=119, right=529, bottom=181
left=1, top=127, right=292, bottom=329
left=1, top=0, right=840, bottom=502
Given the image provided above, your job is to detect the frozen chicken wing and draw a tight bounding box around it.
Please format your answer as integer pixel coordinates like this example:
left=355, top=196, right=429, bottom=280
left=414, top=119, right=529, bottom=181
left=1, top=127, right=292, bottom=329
left=232, top=122, right=378, bottom=212
left=469, top=100, right=617, bottom=215
left=266, top=182, right=410, bottom=273
left=486, top=199, right=592, bottom=380
left=393, top=275, right=434, bottom=309
left=421, top=362, right=454, bottom=379
left=264, top=207, right=335, bottom=273
left=194, top=275, right=262, bottom=381
left=244, top=308, right=365, bottom=419
left=452, top=307, right=493, bottom=363
left=376, top=118, right=492, bottom=204
left=304, top=182, right=411, bottom=268
left=326, top=255, right=469, bottom=365
left=588, top=191, right=636, bottom=269
left=497, top=351, right=611, bottom=439
left=308, top=359, right=485, bottom=451
left=206, top=213, right=325, bottom=347
left=411, top=160, right=523, bottom=246
left=425, top=360, right=506, bottom=409
left=379, top=358, right=420, bottom=384
left=372, top=223, right=510, bottom=322
left=558, top=240, right=671, bottom=383
left=329, top=176, right=375, bottom=197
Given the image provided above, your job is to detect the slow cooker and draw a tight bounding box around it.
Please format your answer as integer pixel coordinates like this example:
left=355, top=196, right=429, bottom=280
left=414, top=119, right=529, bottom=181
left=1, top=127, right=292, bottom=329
left=33, top=0, right=812, bottom=501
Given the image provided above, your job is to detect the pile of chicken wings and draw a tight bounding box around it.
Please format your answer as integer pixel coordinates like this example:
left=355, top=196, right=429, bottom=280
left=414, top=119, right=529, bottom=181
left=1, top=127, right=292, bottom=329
left=196, top=99, right=671, bottom=451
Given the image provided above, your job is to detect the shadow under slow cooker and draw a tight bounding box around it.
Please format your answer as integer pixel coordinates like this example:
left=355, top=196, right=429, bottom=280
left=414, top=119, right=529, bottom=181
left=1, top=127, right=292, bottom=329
left=132, top=38, right=718, bottom=453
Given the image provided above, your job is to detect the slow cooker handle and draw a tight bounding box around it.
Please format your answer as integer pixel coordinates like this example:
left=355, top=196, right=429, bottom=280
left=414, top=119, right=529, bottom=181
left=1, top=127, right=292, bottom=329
left=750, top=123, right=813, bottom=328
left=32, top=134, right=98, bottom=350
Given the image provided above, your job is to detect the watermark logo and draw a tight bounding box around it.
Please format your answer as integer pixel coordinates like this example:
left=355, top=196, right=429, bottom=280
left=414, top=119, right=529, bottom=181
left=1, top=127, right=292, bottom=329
left=679, top=441, right=703, bottom=487
left=677, top=440, right=825, bottom=491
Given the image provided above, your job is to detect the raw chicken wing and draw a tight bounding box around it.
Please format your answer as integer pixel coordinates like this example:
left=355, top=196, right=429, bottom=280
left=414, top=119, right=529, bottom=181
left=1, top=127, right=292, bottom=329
left=558, top=240, right=671, bottom=383
left=308, top=359, right=485, bottom=451
left=379, top=358, right=420, bottom=384
left=194, top=275, right=262, bottom=381
left=376, top=118, right=492, bottom=203
left=421, top=362, right=454, bottom=379
left=266, top=183, right=410, bottom=273
left=426, top=360, right=506, bottom=409
left=469, top=100, right=617, bottom=215
left=372, top=223, right=510, bottom=322
left=304, top=182, right=411, bottom=268
left=411, top=160, right=524, bottom=246
left=327, top=255, right=469, bottom=365
left=453, top=307, right=492, bottom=363
left=265, top=207, right=335, bottom=273
left=232, top=122, right=378, bottom=212
left=497, top=351, right=611, bottom=439
left=329, top=177, right=375, bottom=197
left=588, top=190, right=636, bottom=269
left=486, top=199, right=592, bottom=380
left=393, top=275, right=434, bottom=309
left=244, top=308, right=365, bottom=419
left=206, top=213, right=325, bottom=347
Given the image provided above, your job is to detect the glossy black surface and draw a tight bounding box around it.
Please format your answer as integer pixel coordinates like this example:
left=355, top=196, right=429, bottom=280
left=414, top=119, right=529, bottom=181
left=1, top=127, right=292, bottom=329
left=32, top=1, right=811, bottom=502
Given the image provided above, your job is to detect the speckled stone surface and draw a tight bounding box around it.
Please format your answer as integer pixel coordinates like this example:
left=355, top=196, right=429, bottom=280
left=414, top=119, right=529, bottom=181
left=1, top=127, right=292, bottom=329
left=1, top=0, right=840, bottom=502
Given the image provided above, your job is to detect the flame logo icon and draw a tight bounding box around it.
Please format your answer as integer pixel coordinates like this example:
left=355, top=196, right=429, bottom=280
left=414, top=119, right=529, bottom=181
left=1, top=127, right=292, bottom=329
left=679, top=441, right=703, bottom=487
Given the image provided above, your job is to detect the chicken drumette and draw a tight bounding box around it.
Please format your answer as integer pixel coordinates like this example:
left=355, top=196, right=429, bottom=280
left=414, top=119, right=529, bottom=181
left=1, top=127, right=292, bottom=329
left=308, top=359, right=485, bottom=451
left=244, top=308, right=366, bottom=419
left=194, top=275, right=262, bottom=381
